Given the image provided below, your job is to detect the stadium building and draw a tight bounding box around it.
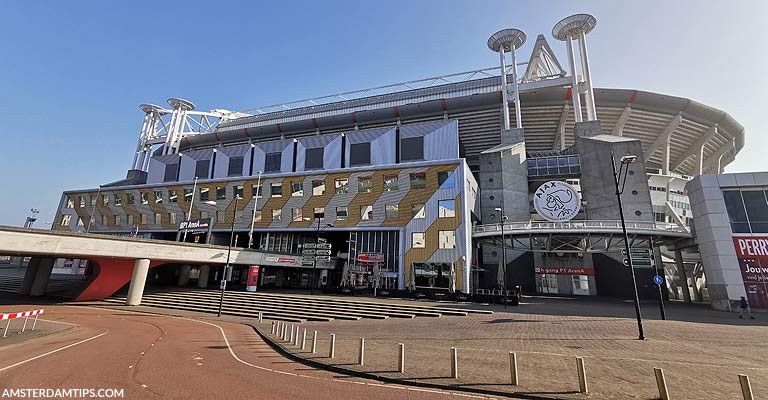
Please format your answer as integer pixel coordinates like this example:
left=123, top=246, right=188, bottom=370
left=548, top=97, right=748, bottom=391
left=53, top=15, right=748, bottom=307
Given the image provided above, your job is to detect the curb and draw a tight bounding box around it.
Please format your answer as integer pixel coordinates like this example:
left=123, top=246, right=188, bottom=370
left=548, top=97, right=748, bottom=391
left=249, top=323, right=567, bottom=400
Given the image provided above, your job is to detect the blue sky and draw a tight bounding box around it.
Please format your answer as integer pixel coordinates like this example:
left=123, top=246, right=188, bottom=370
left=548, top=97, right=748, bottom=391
left=1, top=0, right=766, bottom=227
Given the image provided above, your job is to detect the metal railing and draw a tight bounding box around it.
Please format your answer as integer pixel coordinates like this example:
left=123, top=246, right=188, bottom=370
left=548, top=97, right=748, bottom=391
left=473, top=220, right=690, bottom=235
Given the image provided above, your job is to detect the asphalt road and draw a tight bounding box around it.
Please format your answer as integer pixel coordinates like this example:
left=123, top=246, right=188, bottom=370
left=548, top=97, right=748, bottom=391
left=0, top=305, right=495, bottom=400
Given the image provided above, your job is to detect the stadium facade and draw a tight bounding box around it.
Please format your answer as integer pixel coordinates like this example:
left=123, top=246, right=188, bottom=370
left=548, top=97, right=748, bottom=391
left=53, top=15, right=749, bottom=308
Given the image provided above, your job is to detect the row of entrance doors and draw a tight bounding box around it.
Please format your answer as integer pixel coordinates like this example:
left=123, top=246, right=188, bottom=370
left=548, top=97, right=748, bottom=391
left=535, top=274, right=591, bottom=296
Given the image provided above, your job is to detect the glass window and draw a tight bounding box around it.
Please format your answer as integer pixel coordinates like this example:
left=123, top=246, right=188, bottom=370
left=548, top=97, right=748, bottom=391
left=228, top=156, right=244, bottom=177
left=743, top=190, right=768, bottom=233
left=77, top=217, right=84, bottom=226
left=438, top=230, right=456, bottom=249
left=361, top=205, right=373, bottom=220
left=401, top=136, right=424, bottom=161
left=126, top=193, right=135, bottom=205
left=140, top=192, right=149, bottom=205
left=200, top=188, right=209, bottom=202
left=164, top=163, right=178, bottom=182
left=140, top=214, right=148, bottom=225
left=200, top=211, right=209, bottom=219
left=79, top=197, right=85, bottom=208
left=102, top=195, right=109, bottom=206
left=195, top=160, right=210, bottom=179
left=412, top=232, right=425, bottom=248
left=359, top=177, right=373, bottom=193
left=336, top=206, right=348, bottom=220
left=312, top=180, right=326, bottom=196
left=271, top=183, right=282, bottom=197
left=272, top=208, right=282, bottom=222
left=234, top=185, right=244, bottom=199
left=438, top=171, right=455, bottom=188
left=385, top=204, right=399, bottom=219
left=264, top=152, right=282, bottom=173
left=154, top=213, right=162, bottom=224
left=723, top=190, right=750, bottom=233
left=349, top=142, right=371, bottom=166
left=169, top=213, right=176, bottom=224
left=253, top=210, right=262, bottom=223
left=154, top=191, right=163, bottom=204
left=169, top=190, right=177, bottom=203
left=216, top=186, right=226, bottom=200
left=411, top=203, right=426, bottom=219
left=127, top=214, right=135, bottom=225
left=305, top=148, right=324, bottom=170
left=90, top=196, right=97, bottom=207
left=410, top=173, right=426, bottom=190
left=184, top=189, right=193, bottom=203
left=252, top=184, right=262, bottom=198
left=313, top=207, right=325, bottom=219
left=66, top=197, right=74, bottom=208
left=384, top=175, right=399, bottom=191
left=335, top=178, right=349, bottom=194
left=60, top=214, right=71, bottom=226
left=291, top=181, right=304, bottom=197
left=101, top=215, right=108, bottom=226
left=292, top=208, right=303, bottom=222
left=438, top=199, right=456, bottom=218
left=114, top=215, right=121, bottom=225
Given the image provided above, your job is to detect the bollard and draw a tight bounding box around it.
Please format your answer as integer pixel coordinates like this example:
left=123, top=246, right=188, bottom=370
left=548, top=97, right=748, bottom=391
left=739, top=374, right=754, bottom=400
left=312, top=330, right=318, bottom=354
left=398, top=343, right=405, bottom=373
left=2, top=320, right=9, bottom=338
left=301, top=329, right=307, bottom=350
left=21, top=316, right=29, bottom=333
left=450, top=347, right=458, bottom=379
left=576, top=357, right=588, bottom=394
left=31, top=314, right=39, bottom=331
left=282, top=323, right=287, bottom=340
left=358, top=337, right=365, bottom=366
left=258, top=311, right=263, bottom=323
left=294, top=326, right=300, bottom=346
left=329, top=334, right=336, bottom=358
left=271, top=321, right=276, bottom=335
left=509, top=352, right=518, bottom=385
left=289, top=324, right=295, bottom=343
left=654, top=368, right=670, bottom=400
left=276, top=321, right=281, bottom=335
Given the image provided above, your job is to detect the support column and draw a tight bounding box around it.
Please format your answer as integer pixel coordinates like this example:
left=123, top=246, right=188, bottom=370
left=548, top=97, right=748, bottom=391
left=126, top=259, right=151, bottom=306
left=177, top=265, right=191, bottom=287
left=662, top=139, right=671, bottom=175
left=29, top=258, right=55, bottom=297
left=18, top=257, right=42, bottom=296
left=674, top=250, right=691, bottom=303
left=197, top=265, right=210, bottom=288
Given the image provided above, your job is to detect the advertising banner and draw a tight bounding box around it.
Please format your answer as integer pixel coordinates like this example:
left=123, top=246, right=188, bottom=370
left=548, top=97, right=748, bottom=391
left=732, top=237, right=768, bottom=309
left=534, top=267, right=595, bottom=275
left=246, top=266, right=260, bottom=292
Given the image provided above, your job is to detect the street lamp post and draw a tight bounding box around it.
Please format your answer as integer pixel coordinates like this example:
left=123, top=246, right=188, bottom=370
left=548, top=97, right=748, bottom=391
left=494, top=207, right=508, bottom=308
left=610, top=151, right=645, bottom=340
left=305, top=215, right=333, bottom=295
left=248, top=171, right=263, bottom=249
left=183, top=177, right=199, bottom=243
left=86, top=186, right=102, bottom=233
left=204, top=195, right=240, bottom=317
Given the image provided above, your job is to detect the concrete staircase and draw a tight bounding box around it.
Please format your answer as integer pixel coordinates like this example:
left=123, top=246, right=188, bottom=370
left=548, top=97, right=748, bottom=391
left=106, top=288, right=493, bottom=322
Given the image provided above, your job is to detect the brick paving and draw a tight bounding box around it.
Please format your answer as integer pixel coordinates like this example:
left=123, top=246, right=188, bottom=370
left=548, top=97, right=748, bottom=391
left=258, top=296, right=768, bottom=399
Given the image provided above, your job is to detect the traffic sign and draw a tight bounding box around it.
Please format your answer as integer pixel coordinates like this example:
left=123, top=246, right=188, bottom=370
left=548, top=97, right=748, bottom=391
left=315, top=249, right=332, bottom=256
left=302, top=249, right=316, bottom=256
left=315, top=256, right=331, bottom=262
left=653, top=275, right=664, bottom=285
left=316, top=243, right=332, bottom=250
left=303, top=243, right=316, bottom=249
left=623, top=258, right=653, bottom=267
left=219, top=280, right=227, bottom=290
left=622, top=248, right=652, bottom=256
left=318, top=238, right=328, bottom=243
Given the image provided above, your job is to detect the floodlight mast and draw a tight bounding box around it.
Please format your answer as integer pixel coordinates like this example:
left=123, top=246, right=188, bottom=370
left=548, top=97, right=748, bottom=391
left=552, top=14, right=598, bottom=122
left=487, top=28, right=527, bottom=130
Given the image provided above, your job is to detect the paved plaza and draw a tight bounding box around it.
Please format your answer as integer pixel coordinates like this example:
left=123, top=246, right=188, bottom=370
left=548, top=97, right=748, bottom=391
left=258, top=296, right=766, bottom=399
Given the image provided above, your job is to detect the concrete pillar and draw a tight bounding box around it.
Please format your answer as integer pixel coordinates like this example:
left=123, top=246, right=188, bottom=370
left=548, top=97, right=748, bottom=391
left=126, top=258, right=151, bottom=306
left=177, top=265, right=191, bottom=287
left=675, top=250, right=691, bottom=303
left=18, top=257, right=42, bottom=296
left=197, top=265, right=210, bottom=288
left=29, top=258, right=55, bottom=297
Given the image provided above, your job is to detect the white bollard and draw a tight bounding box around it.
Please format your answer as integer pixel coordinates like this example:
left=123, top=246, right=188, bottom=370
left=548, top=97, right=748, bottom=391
left=258, top=311, right=262, bottom=323
left=509, top=352, right=518, bottom=385
left=282, top=323, right=287, bottom=340
left=739, top=374, right=754, bottom=400
left=358, top=337, right=365, bottom=366
left=329, top=334, right=336, bottom=358
left=654, top=368, right=669, bottom=400
left=289, top=324, right=294, bottom=343
left=272, top=321, right=276, bottom=335
left=398, top=343, right=405, bottom=373
left=312, top=330, right=318, bottom=354
left=450, top=347, right=458, bottom=379
left=294, top=326, right=300, bottom=346
left=21, top=316, right=28, bottom=333
left=301, top=329, right=307, bottom=350
left=576, top=357, right=588, bottom=394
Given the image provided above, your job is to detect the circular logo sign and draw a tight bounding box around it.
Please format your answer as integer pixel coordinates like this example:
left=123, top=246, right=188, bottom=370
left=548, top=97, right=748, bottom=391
left=533, top=181, right=581, bottom=222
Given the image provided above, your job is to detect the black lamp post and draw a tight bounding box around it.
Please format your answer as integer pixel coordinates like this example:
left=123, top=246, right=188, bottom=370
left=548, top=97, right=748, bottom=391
left=205, top=195, right=240, bottom=317
left=610, top=151, right=645, bottom=340
left=494, top=206, right=508, bottom=308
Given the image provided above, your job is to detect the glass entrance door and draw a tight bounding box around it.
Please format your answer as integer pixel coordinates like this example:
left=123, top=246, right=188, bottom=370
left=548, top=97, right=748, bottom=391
left=536, top=274, right=558, bottom=294
left=572, top=274, right=590, bottom=295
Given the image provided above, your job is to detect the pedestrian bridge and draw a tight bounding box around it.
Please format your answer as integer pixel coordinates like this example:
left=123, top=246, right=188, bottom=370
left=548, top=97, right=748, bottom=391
left=0, top=226, right=327, bottom=303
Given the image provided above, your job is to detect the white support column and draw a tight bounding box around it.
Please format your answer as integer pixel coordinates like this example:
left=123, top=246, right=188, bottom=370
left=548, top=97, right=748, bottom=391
left=509, top=48, right=522, bottom=129
left=197, top=265, right=210, bottom=288
left=644, top=114, right=682, bottom=164
left=565, top=34, right=583, bottom=123
left=578, top=31, right=596, bottom=120
left=662, top=138, right=671, bottom=175
left=612, top=106, right=632, bottom=136
left=554, top=103, right=568, bottom=150
left=499, top=50, right=511, bottom=130
left=670, top=125, right=717, bottom=174
left=126, top=258, right=151, bottom=306
left=29, top=258, right=55, bottom=297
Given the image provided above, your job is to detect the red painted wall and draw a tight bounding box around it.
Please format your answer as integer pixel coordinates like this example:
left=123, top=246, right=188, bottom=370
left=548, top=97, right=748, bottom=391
left=75, top=257, right=163, bottom=301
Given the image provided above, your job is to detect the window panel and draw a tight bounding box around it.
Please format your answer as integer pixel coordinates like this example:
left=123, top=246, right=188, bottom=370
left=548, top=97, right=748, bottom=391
left=409, top=173, right=426, bottom=190
left=184, top=189, right=192, bottom=203
left=313, top=207, right=325, bottom=219
left=169, top=213, right=176, bottom=224
left=228, top=156, right=244, bottom=177
left=234, top=185, right=244, bottom=199
left=79, top=197, right=85, bottom=208
left=154, top=213, right=161, bottom=224
left=127, top=215, right=134, bottom=225
left=305, top=148, right=324, bottom=170
left=400, top=136, right=424, bottom=161
left=102, top=215, right=108, bottom=226
left=169, top=190, right=177, bottom=203
left=438, top=171, right=455, bottom=188
left=723, top=190, right=750, bottom=233
left=154, top=191, right=163, bottom=204
left=251, top=184, right=262, bottom=198
left=126, top=193, right=135, bottom=205
left=361, top=205, right=373, bottom=220
left=253, top=210, right=262, bottom=223
left=114, top=215, right=121, bottom=225
left=336, top=206, right=348, bottom=220
left=102, top=195, right=109, bottom=206
left=66, top=197, right=74, bottom=208
left=216, top=186, right=226, bottom=200
left=272, top=209, right=282, bottom=222
left=411, top=203, right=426, bottom=219
left=438, top=230, right=456, bottom=249
left=384, top=175, right=399, bottom=191
left=358, top=177, right=373, bottom=193
left=271, top=183, right=282, bottom=197
left=164, top=163, right=178, bottom=182
left=60, top=214, right=71, bottom=226
left=140, top=214, right=148, bottom=224
left=199, top=188, right=209, bottom=202
left=264, top=152, right=282, bottom=173
left=385, top=204, right=399, bottom=219
left=77, top=217, right=84, bottom=226
left=349, top=142, right=371, bottom=166
left=291, top=181, right=304, bottom=197
left=743, top=190, right=768, bottom=233
left=292, top=208, right=303, bottom=222
left=140, top=192, right=149, bottom=205
left=195, top=160, right=210, bottom=179
left=412, top=232, right=425, bottom=248
left=335, top=178, right=349, bottom=194
left=312, top=180, right=326, bottom=196
left=438, top=199, right=456, bottom=218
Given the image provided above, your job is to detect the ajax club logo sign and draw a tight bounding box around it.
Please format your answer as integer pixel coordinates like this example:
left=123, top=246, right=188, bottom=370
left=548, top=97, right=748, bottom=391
left=533, top=181, right=581, bottom=222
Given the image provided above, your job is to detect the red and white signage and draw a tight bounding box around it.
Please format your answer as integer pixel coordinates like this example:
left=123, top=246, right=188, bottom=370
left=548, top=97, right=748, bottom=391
left=265, top=256, right=296, bottom=264
left=246, top=266, right=260, bottom=292
left=358, top=253, right=385, bottom=263
left=534, top=267, right=595, bottom=276
left=1, top=309, right=44, bottom=321
left=733, top=237, right=768, bottom=309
